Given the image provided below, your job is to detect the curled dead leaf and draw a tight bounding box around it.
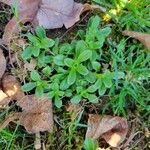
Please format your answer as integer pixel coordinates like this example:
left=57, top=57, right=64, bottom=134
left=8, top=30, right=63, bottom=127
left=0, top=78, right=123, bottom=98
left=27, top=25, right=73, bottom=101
left=2, top=74, right=25, bottom=100
left=86, top=114, right=128, bottom=147
left=0, top=49, right=6, bottom=79
left=122, top=30, right=150, bottom=51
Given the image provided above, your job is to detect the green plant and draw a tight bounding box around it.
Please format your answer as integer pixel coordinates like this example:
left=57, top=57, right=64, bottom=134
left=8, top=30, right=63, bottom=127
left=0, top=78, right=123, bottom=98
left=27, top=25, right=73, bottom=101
left=22, top=16, right=111, bottom=108
left=22, top=26, right=55, bottom=60
left=22, top=71, right=49, bottom=97
left=84, top=138, right=98, bottom=150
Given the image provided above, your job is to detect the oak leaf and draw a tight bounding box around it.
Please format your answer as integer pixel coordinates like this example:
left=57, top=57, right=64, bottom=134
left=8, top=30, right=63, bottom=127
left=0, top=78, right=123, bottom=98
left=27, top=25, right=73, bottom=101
left=86, top=114, right=128, bottom=147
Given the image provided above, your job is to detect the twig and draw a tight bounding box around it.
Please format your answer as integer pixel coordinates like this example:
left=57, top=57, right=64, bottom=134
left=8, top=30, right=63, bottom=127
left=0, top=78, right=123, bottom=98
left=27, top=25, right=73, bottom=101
left=34, top=132, right=41, bottom=150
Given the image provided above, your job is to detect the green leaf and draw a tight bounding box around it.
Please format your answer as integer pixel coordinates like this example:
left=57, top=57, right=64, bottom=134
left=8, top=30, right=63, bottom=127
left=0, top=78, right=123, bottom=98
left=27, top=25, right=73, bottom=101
left=42, top=66, right=52, bottom=76
left=94, top=79, right=102, bottom=89
left=75, top=40, right=87, bottom=57
left=22, top=46, right=33, bottom=60
left=31, top=71, right=41, bottom=81
left=98, top=83, right=106, bottom=96
left=58, top=91, right=65, bottom=97
left=77, top=64, right=89, bottom=75
left=32, top=47, right=40, bottom=57
left=67, top=69, right=76, bottom=85
left=60, top=43, right=72, bottom=54
left=87, top=94, right=98, bottom=103
left=90, top=15, right=100, bottom=30
left=48, top=91, right=55, bottom=99
left=60, top=78, right=70, bottom=90
left=35, top=86, right=44, bottom=97
left=113, top=71, right=125, bottom=79
left=27, top=33, right=39, bottom=45
left=52, top=82, right=59, bottom=90
left=85, top=72, right=96, bottom=83
left=92, top=61, right=101, bottom=71
left=22, top=82, right=36, bottom=92
left=103, top=72, right=112, bottom=88
left=77, top=50, right=92, bottom=62
left=35, top=26, right=46, bottom=38
left=99, top=27, right=111, bottom=37
left=87, top=85, right=98, bottom=93
left=37, top=52, right=45, bottom=67
left=65, top=90, right=72, bottom=97
left=41, top=38, right=55, bottom=49
left=84, top=138, right=98, bottom=150
left=71, top=95, right=82, bottom=104
left=64, top=58, right=74, bottom=67
left=103, top=77, right=112, bottom=88
left=54, top=96, right=62, bottom=108
left=53, top=54, right=65, bottom=66
left=89, top=41, right=101, bottom=50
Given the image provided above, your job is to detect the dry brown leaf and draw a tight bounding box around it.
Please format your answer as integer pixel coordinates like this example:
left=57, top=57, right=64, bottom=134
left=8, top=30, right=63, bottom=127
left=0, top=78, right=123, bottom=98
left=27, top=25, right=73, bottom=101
left=18, top=95, right=53, bottom=133
left=2, top=74, right=25, bottom=100
left=122, top=30, right=150, bottom=51
left=2, top=17, right=20, bottom=45
left=0, top=95, right=53, bottom=134
left=0, top=0, right=105, bottom=44
left=0, top=49, right=6, bottom=79
left=86, top=114, right=128, bottom=147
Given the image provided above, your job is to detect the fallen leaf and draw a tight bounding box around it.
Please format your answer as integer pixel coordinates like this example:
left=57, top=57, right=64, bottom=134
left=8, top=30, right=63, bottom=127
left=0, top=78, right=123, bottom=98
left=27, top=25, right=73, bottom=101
left=2, top=74, right=25, bottom=100
left=86, top=114, right=128, bottom=147
left=0, top=95, right=53, bottom=134
left=0, top=49, right=6, bottom=79
left=122, top=30, right=150, bottom=51
left=19, top=95, right=53, bottom=133
left=0, top=0, right=105, bottom=44
left=2, top=17, right=20, bottom=45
